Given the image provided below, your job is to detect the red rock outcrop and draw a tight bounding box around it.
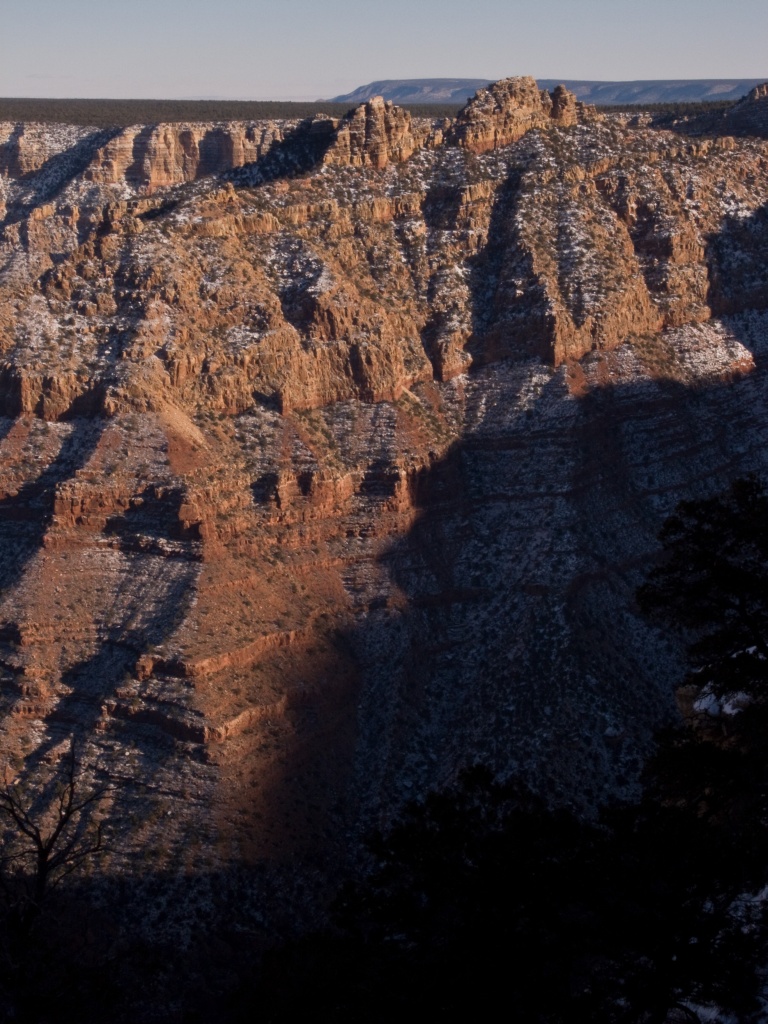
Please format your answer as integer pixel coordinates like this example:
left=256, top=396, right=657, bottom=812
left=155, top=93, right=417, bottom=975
left=550, top=83, right=580, bottom=125
left=447, top=76, right=591, bottom=153
left=323, top=96, right=420, bottom=168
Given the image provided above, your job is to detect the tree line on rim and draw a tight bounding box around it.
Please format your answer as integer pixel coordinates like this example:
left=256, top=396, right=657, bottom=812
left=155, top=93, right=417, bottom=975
left=0, top=99, right=459, bottom=128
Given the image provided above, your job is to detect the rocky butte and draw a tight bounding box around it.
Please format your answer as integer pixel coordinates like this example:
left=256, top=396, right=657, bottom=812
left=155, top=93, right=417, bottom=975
left=1, top=77, right=768, bottom=923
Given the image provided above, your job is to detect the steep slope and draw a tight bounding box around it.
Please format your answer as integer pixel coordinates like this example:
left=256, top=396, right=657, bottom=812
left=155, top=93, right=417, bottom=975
left=0, top=80, right=768, bottom=893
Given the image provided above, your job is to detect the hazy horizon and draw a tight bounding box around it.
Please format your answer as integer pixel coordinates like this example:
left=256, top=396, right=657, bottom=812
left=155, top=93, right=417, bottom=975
left=2, top=78, right=765, bottom=105
left=2, top=0, right=767, bottom=101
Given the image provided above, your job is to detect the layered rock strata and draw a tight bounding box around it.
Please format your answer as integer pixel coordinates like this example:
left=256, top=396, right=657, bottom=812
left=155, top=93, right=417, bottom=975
left=83, top=121, right=289, bottom=190
left=0, top=79, right=768, bottom=896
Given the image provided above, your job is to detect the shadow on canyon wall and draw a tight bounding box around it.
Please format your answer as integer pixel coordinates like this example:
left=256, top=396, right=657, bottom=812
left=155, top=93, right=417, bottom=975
left=0, top=417, right=105, bottom=595
left=0, top=127, right=123, bottom=233
left=340, top=220, right=768, bottom=831
left=0, top=421, right=200, bottom=829
left=707, top=201, right=768, bottom=321
left=227, top=117, right=337, bottom=187
left=22, top=562, right=197, bottom=770
left=0, top=419, right=14, bottom=448
left=464, top=166, right=551, bottom=366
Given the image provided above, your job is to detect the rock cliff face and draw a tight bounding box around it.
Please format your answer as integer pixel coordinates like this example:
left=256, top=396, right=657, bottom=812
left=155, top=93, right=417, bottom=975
left=447, top=76, right=594, bottom=153
left=1, top=79, right=768, bottom=903
left=82, top=122, right=289, bottom=190
left=323, top=96, right=421, bottom=168
left=0, top=122, right=96, bottom=178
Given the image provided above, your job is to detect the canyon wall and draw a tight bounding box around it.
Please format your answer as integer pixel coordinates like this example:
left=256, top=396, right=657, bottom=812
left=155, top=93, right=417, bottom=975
left=0, top=80, right=768, bottom=888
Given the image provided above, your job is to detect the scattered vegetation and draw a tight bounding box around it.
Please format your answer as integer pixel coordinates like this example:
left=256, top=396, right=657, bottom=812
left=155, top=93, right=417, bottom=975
left=595, top=100, right=735, bottom=117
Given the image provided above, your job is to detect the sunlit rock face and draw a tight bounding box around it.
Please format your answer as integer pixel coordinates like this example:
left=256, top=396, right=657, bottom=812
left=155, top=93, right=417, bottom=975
left=1, top=80, right=768, bottom=887
left=446, top=77, right=596, bottom=154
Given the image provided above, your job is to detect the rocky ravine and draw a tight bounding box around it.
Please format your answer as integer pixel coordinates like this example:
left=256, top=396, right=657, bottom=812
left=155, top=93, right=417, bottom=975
left=1, top=78, right=768, bottom=908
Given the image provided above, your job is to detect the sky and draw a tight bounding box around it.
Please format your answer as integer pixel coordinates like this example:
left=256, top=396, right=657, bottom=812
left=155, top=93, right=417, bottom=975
left=2, top=0, right=767, bottom=101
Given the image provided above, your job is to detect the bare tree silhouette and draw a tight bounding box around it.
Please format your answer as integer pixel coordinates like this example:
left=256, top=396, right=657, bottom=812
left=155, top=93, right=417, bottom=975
left=0, top=741, right=108, bottom=936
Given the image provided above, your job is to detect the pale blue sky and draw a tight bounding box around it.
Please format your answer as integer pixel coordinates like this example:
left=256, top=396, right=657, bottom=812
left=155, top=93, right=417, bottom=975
left=2, top=0, right=766, bottom=100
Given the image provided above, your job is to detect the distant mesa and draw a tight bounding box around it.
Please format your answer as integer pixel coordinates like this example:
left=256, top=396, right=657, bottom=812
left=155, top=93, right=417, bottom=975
left=332, top=77, right=768, bottom=107
left=332, top=79, right=496, bottom=106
